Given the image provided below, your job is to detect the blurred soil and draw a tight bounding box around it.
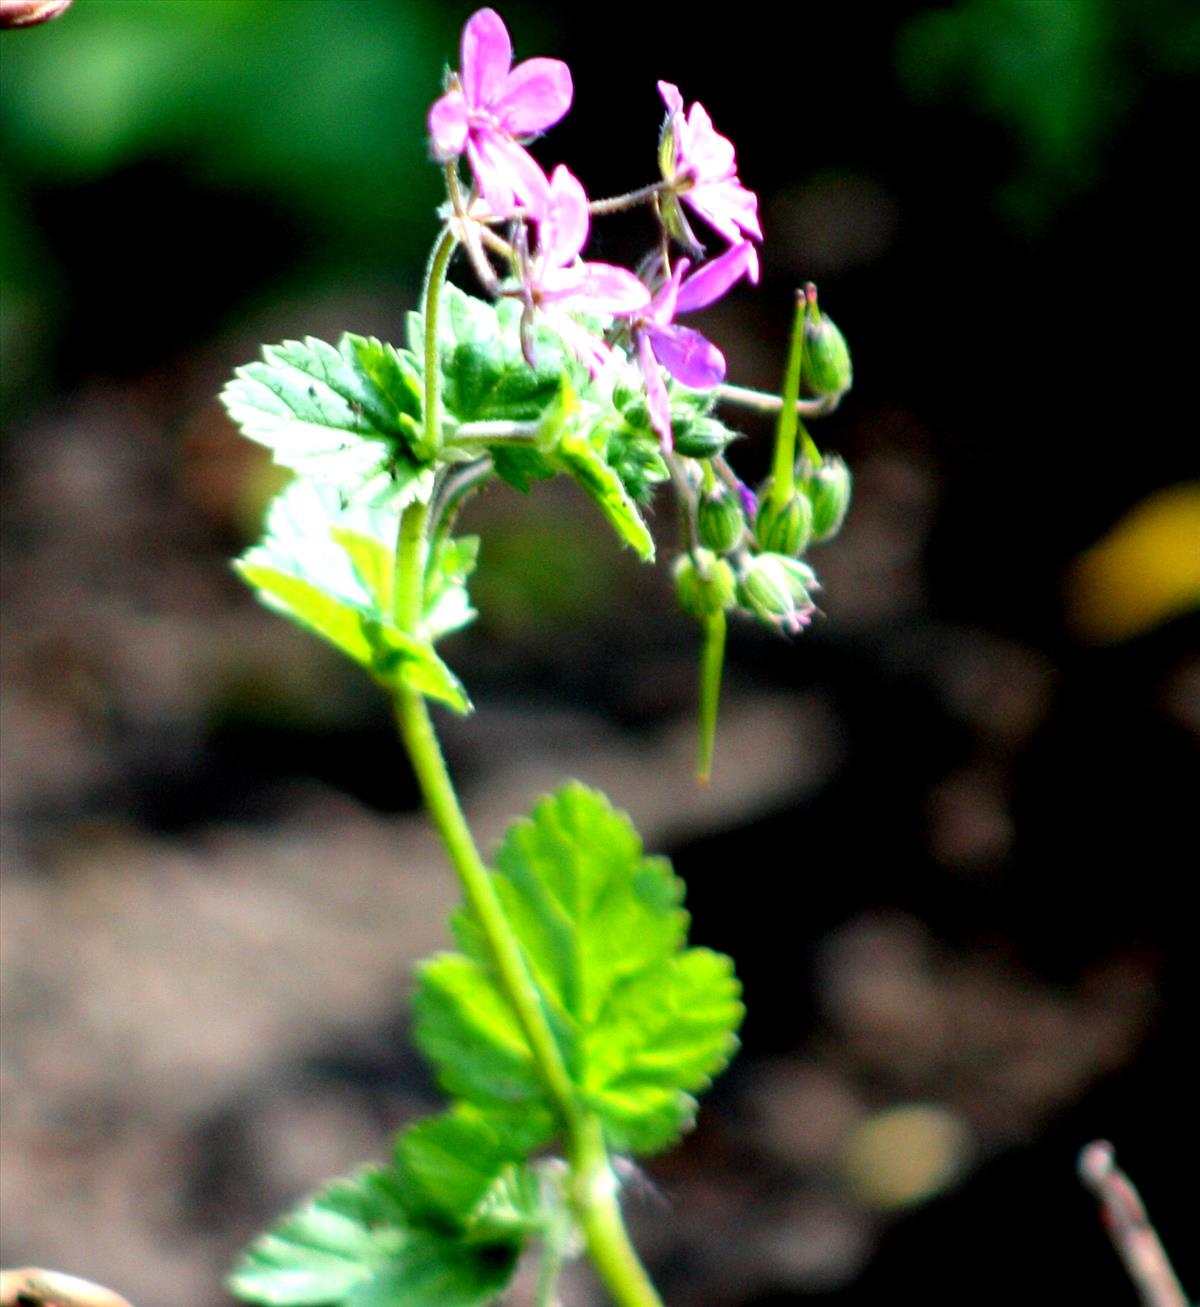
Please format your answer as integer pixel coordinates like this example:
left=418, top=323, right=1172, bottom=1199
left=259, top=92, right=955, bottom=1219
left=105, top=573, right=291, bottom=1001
left=2, top=353, right=1194, bottom=1307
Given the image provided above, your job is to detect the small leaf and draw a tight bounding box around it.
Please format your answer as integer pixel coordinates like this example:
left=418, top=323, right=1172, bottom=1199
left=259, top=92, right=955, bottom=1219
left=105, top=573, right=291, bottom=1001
left=228, top=1166, right=518, bottom=1307
left=395, top=1104, right=554, bottom=1235
left=556, top=431, right=655, bottom=561
left=222, top=334, right=428, bottom=507
left=236, top=480, right=471, bottom=712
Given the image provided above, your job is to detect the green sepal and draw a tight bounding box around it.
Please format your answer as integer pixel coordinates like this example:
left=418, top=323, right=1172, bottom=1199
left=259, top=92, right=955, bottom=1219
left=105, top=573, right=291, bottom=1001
left=227, top=1164, right=519, bottom=1307
left=556, top=430, right=656, bottom=561
left=222, top=333, right=430, bottom=508
left=236, top=480, right=471, bottom=713
left=418, top=784, right=743, bottom=1155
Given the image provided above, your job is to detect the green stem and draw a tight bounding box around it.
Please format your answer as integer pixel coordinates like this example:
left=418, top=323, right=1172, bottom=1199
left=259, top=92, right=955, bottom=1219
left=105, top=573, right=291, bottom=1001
left=568, top=1117, right=665, bottom=1307
left=696, top=610, right=726, bottom=784
left=392, top=679, right=664, bottom=1307
left=716, top=381, right=841, bottom=419
left=769, top=290, right=808, bottom=507
left=588, top=179, right=672, bottom=215
left=396, top=217, right=664, bottom=1300
left=419, top=226, right=459, bottom=461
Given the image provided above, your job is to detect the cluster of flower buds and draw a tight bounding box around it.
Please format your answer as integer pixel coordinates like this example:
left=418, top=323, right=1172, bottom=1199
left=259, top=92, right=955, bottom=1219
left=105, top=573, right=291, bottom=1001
left=428, top=8, right=761, bottom=452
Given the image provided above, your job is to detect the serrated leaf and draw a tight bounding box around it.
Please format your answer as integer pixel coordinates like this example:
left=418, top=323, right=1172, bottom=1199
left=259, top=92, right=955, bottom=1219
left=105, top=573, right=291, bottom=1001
left=236, top=480, right=471, bottom=712
left=414, top=953, right=544, bottom=1106
left=409, top=285, right=587, bottom=429
left=228, top=1166, right=517, bottom=1307
left=556, top=431, right=655, bottom=561
left=394, top=1104, right=554, bottom=1236
left=416, top=784, right=742, bottom=1154
left=580, top=948, right=743, bottom=1153
left=222, top=334, right=429, bottom=507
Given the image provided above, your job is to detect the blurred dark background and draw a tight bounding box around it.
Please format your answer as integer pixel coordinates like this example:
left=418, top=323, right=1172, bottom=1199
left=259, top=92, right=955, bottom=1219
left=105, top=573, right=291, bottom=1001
left=2, top=2, right=1197, bottom=1304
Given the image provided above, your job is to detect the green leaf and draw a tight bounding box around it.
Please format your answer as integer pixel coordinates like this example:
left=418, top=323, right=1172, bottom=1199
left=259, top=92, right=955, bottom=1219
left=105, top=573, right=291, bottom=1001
left=415, top=784, right=743, bottom=1154
left=490, top=446, right=557, bottom=494
left=394, top=1104, right=554, bottom=1237
left=228, top=1165, right=518, bottom=1307
left=410, top=285, right=582, bottom=428
left=580, top=949, right=743, bottom=1153
left=555, top=431, right=655, bottom=561
left=222, top=334, right=429, bottom=507
left=236, top=480, right=471, bottom=713
left=413, top=954, right=545, bottom=1107
left=422, top=535, right=479, bottom=642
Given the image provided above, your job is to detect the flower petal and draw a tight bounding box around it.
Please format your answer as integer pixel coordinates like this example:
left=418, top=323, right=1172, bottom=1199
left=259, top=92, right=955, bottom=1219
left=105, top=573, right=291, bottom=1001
left=546, top=310, right=614, bottom=376
left=469, top=130, right=550, bottom=214
left=495, top=57, right=573, bottom=137
left=683, top=101, right=735, bottom=179
left=636, top=331, right=674, bottom=449
left=685, top=178, right=762, bottom=242
left=674, top=241, right=759, bottom=314
left=571, top=264, right=651, bottom=314
left=646, top=322, right=726, bottom=390
left=428, top=90, right=469, bottom=161
left=460, top=8, right=512, bottom=108
left=538, top=165, right=590, bottom=266
left=657, top=80, right=684, bottom=119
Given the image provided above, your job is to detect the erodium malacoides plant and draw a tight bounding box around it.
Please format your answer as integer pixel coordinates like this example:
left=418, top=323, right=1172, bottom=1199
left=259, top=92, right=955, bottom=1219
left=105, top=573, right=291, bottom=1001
left=221, top=10, right=853, bottom=1306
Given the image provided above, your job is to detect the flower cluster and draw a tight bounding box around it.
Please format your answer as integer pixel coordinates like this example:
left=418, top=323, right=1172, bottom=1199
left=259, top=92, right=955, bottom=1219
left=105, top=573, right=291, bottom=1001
left=428, top=7, right=761, bottom=450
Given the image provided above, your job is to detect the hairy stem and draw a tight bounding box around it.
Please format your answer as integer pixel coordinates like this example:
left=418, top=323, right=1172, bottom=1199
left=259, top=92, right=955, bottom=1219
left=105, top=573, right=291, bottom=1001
left=419, top=227, right=459, bottom=460
left=588, top=179, right=672, bottom=215
left=716, top=382, right=841, bottom=419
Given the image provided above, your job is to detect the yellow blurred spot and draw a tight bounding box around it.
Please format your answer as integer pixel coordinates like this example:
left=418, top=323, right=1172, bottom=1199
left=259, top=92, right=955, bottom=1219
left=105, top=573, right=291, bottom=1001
left=841, top=1103, right=972, bottom=1210
left=1066, top=484, right=1200, bottom=643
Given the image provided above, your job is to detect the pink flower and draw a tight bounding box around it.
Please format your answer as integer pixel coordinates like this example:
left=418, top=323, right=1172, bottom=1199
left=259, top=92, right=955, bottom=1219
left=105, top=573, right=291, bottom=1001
left=429, top=9, right=573, bottom=215
left=658, top=81, right=762, bottom=246
left=517, top=166, right=650, bottom=373
left=632, top=241, right=760, bottom=448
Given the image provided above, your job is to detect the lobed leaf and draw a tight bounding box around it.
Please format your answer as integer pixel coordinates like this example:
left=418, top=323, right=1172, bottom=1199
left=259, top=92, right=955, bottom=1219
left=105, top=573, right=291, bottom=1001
left=415, top=784, right=743, bottom=1155
left=222, top=334, right=428, bottom=507
left=228, top=1165, right=518, bottom=1307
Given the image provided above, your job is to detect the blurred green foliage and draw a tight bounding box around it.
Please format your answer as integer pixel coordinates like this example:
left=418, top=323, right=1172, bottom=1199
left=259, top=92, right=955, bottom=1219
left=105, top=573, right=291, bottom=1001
left=896, top=0, right=1200, bottom=231
left=0, top=0, right=463, bottom=402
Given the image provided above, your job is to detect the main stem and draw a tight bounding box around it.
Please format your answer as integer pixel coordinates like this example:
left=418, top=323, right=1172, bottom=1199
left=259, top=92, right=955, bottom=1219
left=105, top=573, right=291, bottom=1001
left=392, top=251, right=664, bottom=1307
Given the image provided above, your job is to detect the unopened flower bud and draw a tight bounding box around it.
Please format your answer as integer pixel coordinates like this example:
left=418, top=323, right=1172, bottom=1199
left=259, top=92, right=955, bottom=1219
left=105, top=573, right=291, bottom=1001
left=674, top=549, right=735, bottom=619
left=801, top=283, right=852, bottom=397
left=673, top=416, right=735, bottom=460
left=756, top=488, right=813, bottom=557
left=804, top=455, right=852, bottom=542
left=697, top=486, right=744, bottom=554
left=738, top=554, right=819, bottom=632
